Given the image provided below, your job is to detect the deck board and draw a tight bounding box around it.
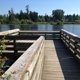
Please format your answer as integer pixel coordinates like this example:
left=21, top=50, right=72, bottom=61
left=42, top=40, right=65, bottom=80
left=42, top=40, right=80, bottom=80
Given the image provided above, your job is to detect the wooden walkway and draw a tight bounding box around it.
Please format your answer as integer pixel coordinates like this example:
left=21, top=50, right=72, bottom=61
left=42, top=40, right=80, bottom=80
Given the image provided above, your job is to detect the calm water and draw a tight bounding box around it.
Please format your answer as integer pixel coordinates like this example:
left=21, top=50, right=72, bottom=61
left=0, top=24, right=80, bottom=36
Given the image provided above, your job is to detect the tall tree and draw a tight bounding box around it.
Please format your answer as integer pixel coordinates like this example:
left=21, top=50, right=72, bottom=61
left=19, top=10, right=24, bottom=20
left=25, top=5, right=30, bottom=19
left=25, top=5, right=29, bottom=15
left=65, top=15, right=73, bottom=22
left=44, top=13, right=50, bottom=22
left=8, top=8, right=15, bottom=22
left=29, top=11, right=38, bottom=22
left=52, top=9, right=64, bottom=22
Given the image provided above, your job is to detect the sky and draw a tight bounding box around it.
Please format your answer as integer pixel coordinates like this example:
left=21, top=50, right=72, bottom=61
left=0, top=0, right=80, bottom=15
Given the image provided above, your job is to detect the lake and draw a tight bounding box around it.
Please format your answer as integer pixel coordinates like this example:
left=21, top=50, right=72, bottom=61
left=0, top=24, right=80, bottom=36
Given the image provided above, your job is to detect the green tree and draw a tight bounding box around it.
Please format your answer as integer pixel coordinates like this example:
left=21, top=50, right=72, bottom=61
left=25, top=5, right=29, bottom=15
left=52, top=9, right=64, bottom=22
left=8, top=8, right=15, bottom=22
left=15, top=13, right=19, bottom=19
left=65, top=15, right=73, bottom=22
left=19, top=10, right=24, bottom=20
left=25, top=5, right=30, bottom=19
left=44, top=14, right=50, bottom=22
left=29, top=11, right=38, bottom=22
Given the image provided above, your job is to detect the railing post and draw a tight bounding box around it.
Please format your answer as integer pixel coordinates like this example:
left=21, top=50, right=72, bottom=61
left=45, top=33, right=46, bottom=39
left=13, top=39, right=17, bottom=56
left=18, top=31, right=20, bottom=35
left=60, top=30, right=61, bottom=39
left=74, top=37, right=78, bottom=55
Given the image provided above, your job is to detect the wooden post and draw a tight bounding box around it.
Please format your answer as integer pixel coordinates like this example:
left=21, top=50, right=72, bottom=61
left=13, top=39, right=17, bottom=56
left=60, top=31, right=61, bottom=39
left=74, top=37, right=78, bottom=55
left=45, top=33, right=46, bottom=39
left=18, top=31, right=20, bottom=35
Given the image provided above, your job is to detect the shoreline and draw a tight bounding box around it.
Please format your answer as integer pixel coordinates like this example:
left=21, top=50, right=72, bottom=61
left=0, top=22, right=80, bottom=25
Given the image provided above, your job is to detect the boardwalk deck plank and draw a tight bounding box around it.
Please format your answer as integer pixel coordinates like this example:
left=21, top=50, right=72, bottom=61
left=42, top=40, right=65, bottom=80
left=42, top=40, right=80, bottom=80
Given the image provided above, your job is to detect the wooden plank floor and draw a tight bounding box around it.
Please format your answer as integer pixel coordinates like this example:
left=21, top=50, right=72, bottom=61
left=42, top=40, right=80, bottom=80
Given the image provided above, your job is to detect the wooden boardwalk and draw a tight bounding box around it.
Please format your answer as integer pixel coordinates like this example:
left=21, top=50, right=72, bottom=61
left=1, top=29, right=80, bottom=80
left=42, top=40, right=80, bottom=80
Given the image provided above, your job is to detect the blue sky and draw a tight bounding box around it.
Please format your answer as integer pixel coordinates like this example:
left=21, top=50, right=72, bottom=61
left=0, top=0, right=80, bottom=15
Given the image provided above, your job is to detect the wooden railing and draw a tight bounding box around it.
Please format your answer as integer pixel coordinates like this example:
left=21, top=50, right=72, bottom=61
left=1, top=29, right=80, bottom=79
left=0, top=29, right=60, bottom=39
left=0, top=29, right=20, bottom=35
left=61, top=29, right=80, bottom=60
left=0, top=35, right=38, bottom=59
left=19, top=30, right=60, bottom=39
left=2, top=36, right=45, bottom=80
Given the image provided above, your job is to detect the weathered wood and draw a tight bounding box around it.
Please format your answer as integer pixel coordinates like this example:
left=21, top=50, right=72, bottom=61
left=43, top=39, right=80, bottom=80
left=19, top=30, right=60, bottom=39
left=42, top=40, right=65, bottom=80
left=2, top=36, right=45, bottom=80
left=61, top=29, right=80, bottom=58
left=3, top=40, right=35, bottom=45
left=75, top=44, right=80, bottom=49
left=61, top=29, right=79, bottom=39
left=75, top=37, right=80, bottom=42
left=0, top=29, right=20, bottom=35
left=75, top=49, right=80, bottom=56
left=0, top=35, right=40, bottom=40
left=1, top=29, right=80, bottom=80
left=19, top=30, right=60, bottom=34
left=69, top=39, right=75, bottom=45
left=16, top=40, right=35, bottom=43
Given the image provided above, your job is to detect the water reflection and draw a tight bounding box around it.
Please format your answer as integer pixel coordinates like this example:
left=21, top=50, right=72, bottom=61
left=63, top=24, right=80, bottom=36
left=0, top=24, right=80, bottom=36
left=9, top=25, right=15, bottom=30
left=20, top=25, right=30, bottom=30
left=52, top=25, right=63, bottom=31
left=0, top=24, right=10, bottom=31
left=30, top=24, right=38, bottom=30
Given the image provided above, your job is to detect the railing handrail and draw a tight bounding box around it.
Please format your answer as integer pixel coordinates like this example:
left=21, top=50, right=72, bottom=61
left=61, top=29, right=80, bottom=64
left=2, top=36, right=45, bottom=80
left=0, top=29, right=20, bottom=35
left=19, top=30, right=60, bottom=34
left=61, top=29, right=80, bottom=38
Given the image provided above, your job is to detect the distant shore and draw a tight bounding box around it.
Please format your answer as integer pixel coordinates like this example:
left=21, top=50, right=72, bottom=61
left=0, top=21, right=80, bottom=25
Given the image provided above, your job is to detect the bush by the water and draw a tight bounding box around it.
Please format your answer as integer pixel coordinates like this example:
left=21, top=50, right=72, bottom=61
left=56, top=21, right=63, bottom=25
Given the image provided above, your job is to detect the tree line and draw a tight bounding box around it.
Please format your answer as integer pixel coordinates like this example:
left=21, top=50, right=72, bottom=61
left=0, top=5, right=80, bottom=24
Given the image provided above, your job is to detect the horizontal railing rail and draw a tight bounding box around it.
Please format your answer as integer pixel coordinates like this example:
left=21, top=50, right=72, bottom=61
left=2, top=36, right=45, bottom=80
left=0, top=35, right=40, bottom=40
left=0, top=29, right=20, bottom=35
left=0, top=29, right=60, bottom=39
left=0, top=35, right=38, bottom=55
left=19, top=30, right=60, bottom=34
left=19, top=30, right=60, bottom=39
left=61, top=29, right=80, bottom=61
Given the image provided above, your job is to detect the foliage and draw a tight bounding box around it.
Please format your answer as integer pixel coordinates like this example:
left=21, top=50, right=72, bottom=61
left=52, top=9, right=64, bottom=22
left=38, top=17, right=45, bottom=22
left=0, top=36, right=7, bottom=78
left=26, top=20, right=34, bottom=24
left=56, top=21, right=63, bottom=25
left=20, top=19, right=27, bottom=24
left=29, top=11, right=38, bottom=22
left=0, top=36, right=6, bottom=68
left=20, top=19, right=34, bottom=24
left=0, top=5, right=80, bottom=24
left=0, top=37, right=12, bottom=79
left=75, top=20, right=80, bottom=24
left=9, top=19, right=20, bottom=24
